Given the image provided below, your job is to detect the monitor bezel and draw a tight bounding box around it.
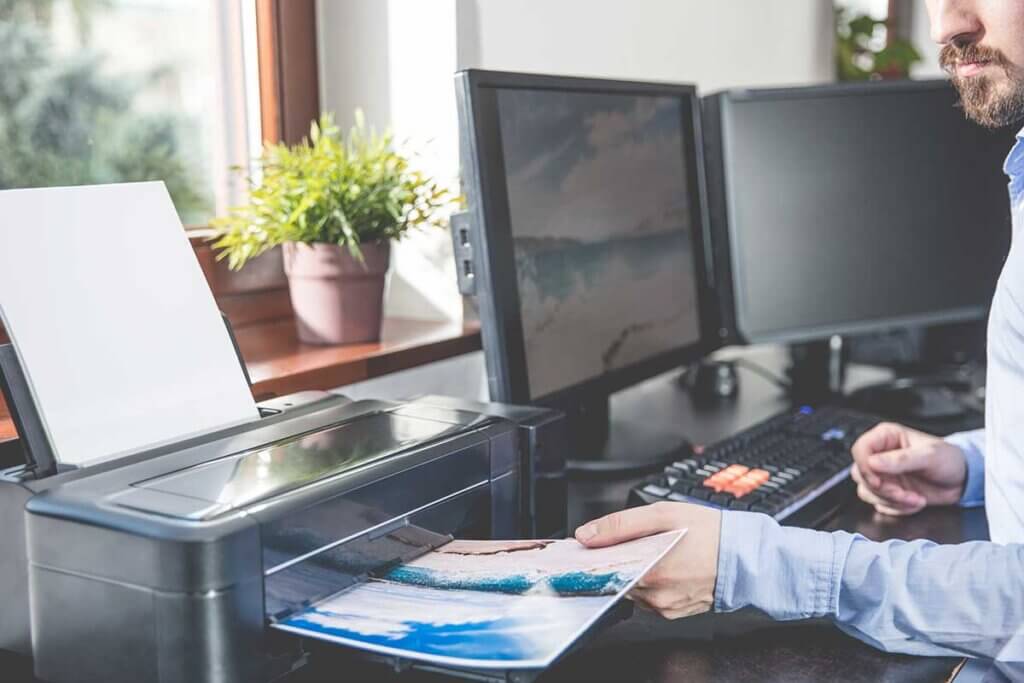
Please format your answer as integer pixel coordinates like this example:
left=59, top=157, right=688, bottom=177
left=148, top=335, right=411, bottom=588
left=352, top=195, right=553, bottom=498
left=456, top=69, right=720, bottom=406
left=705, top=78, right=1009, bottom=346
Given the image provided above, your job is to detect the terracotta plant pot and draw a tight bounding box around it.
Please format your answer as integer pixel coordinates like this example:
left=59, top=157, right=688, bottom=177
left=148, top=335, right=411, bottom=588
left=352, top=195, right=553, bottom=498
left=282, top=241, right=391, bottom=345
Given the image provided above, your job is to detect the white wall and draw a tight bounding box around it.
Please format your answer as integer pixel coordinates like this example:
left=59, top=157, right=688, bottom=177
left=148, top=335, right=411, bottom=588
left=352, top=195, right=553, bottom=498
left=456, top=1, right=835, bottom=91
left=317, top=0, right=463, bottom=325
left=911, top=5, right=945, bottom=79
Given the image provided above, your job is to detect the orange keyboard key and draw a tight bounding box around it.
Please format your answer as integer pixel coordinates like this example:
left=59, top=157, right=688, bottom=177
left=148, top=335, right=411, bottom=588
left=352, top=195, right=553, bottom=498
left=703, top=465, right=763, bottom=496
left=722, top=464, right=749, bottom=478
left=748, top=469, right=771, bottom=483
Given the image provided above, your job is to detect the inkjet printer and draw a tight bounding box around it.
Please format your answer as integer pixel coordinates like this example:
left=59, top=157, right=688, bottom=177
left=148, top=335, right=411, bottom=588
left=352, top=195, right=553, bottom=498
left=0, top=340, right=568, bottom=683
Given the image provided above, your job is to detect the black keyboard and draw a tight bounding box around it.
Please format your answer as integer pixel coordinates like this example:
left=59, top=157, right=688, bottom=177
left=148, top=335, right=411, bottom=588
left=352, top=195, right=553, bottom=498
left=628, top=405, right=880, bottom=523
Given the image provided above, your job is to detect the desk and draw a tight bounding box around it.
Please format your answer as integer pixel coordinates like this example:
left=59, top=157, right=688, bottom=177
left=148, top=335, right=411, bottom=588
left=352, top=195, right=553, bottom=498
left=0, top=347, right=988, bottom=683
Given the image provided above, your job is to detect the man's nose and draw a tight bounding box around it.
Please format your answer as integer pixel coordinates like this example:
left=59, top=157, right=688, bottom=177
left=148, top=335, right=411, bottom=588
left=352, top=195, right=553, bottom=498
left=929, top=0, right=984, bottom=45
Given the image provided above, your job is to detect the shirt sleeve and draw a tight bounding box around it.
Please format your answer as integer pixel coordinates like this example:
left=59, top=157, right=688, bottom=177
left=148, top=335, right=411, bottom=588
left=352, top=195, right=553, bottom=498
left=944, top=428, right=986, bottom=508
left=715, top=510, right=1024, bottom=662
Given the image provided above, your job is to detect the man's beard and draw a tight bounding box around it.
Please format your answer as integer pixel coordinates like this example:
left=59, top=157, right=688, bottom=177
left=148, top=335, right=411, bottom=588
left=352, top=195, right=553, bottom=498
left=940, top=42, right=1024, bottom=128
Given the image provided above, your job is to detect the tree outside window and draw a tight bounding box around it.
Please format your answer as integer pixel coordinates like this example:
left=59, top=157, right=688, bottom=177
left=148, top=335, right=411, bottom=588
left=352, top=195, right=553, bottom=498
left=0, top=0, right=261, bottom=225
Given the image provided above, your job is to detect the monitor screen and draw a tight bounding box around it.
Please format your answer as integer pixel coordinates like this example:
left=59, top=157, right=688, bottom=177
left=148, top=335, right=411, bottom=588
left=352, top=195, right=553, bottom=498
left=493, top=87, right=703, bottom=399
left=715, top=82, right=1014, bottom=343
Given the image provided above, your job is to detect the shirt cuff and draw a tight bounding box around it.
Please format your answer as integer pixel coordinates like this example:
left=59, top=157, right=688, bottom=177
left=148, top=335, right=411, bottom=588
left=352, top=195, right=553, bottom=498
left=714, top=511, right=854, bottom=621
left=945, top=430, right=985, bottom=508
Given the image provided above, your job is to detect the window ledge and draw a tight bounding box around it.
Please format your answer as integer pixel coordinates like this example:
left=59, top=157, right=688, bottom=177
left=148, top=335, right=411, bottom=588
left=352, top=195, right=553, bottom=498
left=239, top=317, right=482, bottom=399
left=0, top=317, right=482, bottom=449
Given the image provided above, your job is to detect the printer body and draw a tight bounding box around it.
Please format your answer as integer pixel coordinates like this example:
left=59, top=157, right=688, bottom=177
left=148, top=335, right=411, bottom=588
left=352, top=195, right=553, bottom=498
left=0, top=342, right=567, bottom=683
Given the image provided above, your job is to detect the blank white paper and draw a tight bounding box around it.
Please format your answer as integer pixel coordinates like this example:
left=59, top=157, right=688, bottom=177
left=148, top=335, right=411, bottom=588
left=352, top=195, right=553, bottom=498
left=0, top=182, right=259, bottom=467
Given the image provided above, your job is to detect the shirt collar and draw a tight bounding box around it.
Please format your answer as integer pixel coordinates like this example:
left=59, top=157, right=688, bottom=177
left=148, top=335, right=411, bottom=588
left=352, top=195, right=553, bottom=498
left=999, top=126, right=1024, bottom=179
left=1003, top=127, right=1024, bottom=201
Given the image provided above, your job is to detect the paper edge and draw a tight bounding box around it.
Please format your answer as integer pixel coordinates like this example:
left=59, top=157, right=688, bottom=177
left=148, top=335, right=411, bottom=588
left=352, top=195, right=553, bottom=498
left=0, top=301, right=61, bottom=463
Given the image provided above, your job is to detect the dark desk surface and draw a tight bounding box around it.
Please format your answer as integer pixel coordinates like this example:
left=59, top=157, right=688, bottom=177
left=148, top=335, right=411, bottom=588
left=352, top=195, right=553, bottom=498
left=0, top=348, right=988, bottom=683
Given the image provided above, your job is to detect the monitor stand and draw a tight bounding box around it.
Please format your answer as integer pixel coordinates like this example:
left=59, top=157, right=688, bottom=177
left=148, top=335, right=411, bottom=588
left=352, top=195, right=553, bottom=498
left=786, top=336, right=981, bottom=421
left=845, top=371, right=982, bottom=422
left=785, top=337, right=848, bottom=405
left=562, top=394, right=693, bottom=478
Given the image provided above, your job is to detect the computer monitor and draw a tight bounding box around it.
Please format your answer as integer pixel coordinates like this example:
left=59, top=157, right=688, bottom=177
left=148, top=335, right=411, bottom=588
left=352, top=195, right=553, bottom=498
left=702, top=80, right=1015, bottom=347
left=455, top=70, right=716, bottom=417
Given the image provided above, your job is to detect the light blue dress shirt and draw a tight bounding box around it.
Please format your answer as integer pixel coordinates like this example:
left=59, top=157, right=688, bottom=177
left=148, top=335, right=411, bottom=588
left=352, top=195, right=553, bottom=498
left=712, top=130, right=1024, bottom=665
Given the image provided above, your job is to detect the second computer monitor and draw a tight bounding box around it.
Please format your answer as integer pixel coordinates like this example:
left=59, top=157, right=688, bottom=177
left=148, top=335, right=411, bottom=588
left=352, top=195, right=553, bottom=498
left=456, top=70, right=715, bottom=405
left=703, top=80, right=1015, bottom=345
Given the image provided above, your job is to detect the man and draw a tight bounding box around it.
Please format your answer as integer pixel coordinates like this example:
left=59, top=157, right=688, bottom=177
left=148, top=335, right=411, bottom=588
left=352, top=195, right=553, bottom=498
left=576, top=0, right=1024, bottom=665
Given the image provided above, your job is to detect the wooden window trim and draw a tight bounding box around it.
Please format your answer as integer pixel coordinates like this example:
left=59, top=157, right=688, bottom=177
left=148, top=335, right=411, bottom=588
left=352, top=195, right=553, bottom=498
left=256, top=0, right=320, bottom=145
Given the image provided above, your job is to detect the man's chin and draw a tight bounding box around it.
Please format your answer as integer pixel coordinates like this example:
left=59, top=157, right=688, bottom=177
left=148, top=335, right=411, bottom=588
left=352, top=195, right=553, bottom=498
left=953, top=75, right=1024, bottom=128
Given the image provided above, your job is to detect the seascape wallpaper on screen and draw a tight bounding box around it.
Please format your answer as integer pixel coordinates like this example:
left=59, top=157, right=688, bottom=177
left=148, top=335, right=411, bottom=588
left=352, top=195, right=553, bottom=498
left=496, top=88, right=700, bottom=398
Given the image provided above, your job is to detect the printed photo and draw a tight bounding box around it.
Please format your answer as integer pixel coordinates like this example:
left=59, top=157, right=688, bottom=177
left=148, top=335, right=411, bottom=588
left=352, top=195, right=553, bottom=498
left=383, top=530, right=681, bottom=596
left=273, top=529, right=684, bottom=670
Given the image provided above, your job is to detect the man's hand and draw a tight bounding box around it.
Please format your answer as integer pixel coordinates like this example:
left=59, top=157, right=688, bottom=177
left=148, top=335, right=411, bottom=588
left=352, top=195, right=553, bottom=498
left=575, top=502, right=721, bottom=619
left=850, top=422, right=968, bottom=516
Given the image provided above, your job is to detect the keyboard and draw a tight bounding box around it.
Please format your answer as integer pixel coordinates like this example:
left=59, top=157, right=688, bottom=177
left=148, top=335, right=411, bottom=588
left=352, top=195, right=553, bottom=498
left=628, top=405, right=880, bottom=524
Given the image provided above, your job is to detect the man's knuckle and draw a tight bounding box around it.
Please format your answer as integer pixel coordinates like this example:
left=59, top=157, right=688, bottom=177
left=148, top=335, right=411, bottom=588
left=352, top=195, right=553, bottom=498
left=648, top=593, right=673, bottom=611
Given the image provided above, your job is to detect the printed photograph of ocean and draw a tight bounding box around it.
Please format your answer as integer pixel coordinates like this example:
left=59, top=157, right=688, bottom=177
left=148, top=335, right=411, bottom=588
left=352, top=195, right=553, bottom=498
left=384, top=530, right=680, bottom=595
left=273, top=531, right=683, bottom=670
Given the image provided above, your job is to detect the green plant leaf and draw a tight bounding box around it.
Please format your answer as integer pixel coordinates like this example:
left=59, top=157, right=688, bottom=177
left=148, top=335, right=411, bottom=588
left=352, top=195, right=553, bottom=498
left=209, top=110, right=457, bottom=270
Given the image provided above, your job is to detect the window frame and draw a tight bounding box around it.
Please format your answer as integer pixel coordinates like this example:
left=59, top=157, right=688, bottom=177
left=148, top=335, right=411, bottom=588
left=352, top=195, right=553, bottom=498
left=255, top=0, right=320, bottom=146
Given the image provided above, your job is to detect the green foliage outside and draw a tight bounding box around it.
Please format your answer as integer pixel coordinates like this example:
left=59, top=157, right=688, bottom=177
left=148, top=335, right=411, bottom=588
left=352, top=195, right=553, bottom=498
left=835, top=8, right=922, bottom=81
left=211, top=112, right=456, bottom=271
left=0, top=0, right=209, bottom=222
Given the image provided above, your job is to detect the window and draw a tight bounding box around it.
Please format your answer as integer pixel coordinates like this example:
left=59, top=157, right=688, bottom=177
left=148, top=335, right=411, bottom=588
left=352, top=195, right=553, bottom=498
left=0, top=0, right=262, bottom=225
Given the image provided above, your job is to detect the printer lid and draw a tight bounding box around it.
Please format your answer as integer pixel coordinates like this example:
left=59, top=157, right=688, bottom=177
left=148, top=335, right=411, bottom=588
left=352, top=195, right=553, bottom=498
left=122, top=409, right=480, bottom=521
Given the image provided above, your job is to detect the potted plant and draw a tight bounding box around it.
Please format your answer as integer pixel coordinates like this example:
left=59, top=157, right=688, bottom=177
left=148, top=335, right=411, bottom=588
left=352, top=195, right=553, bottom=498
left=210, top=112, right=454, bottom=344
